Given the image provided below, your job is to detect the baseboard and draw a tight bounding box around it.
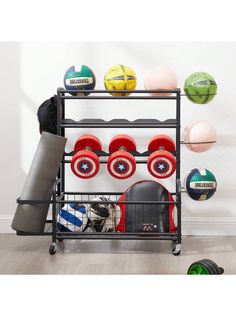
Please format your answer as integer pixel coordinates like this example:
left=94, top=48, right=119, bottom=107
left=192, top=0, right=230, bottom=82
left=1, top=215, right=236, bottom=235
left=182, top=217, right=236, bottom=235
left=0, top=215, right=14, bottom=233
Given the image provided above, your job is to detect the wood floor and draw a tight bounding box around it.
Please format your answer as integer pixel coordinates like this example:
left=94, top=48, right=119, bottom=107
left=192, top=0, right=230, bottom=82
left=0, top=234, right=235, bottom=274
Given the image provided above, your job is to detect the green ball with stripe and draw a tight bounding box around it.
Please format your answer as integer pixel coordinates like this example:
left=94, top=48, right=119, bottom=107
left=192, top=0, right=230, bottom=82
left=184, top=72, right=217, bottom=104
left=185, top=168, right=217, bottom=201
left=64, top=65, right=96, bottom=96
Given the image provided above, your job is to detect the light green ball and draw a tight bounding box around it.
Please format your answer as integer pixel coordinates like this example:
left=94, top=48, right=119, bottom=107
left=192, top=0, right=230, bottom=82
left=184, top=72, right=217, bottom=104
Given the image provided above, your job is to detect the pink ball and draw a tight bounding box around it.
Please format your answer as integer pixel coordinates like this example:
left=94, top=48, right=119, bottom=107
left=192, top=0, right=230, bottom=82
left=183, top=120, right=217, bottom=153
left=144, top=66, right=178, bottom=96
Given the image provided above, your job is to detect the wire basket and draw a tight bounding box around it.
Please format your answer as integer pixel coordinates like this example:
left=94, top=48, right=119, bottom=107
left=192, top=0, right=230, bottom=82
left=56, top=192, right=177, bottom=235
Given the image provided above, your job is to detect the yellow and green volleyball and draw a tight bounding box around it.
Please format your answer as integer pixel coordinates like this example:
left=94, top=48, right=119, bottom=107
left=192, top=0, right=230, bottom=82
left=184, top=72, right=217, bottom=104
left=104, top=65, right=137, bottom=96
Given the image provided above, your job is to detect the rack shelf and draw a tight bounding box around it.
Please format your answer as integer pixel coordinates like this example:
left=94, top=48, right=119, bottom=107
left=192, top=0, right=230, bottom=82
left=61, top=118, right=177, bottom=129
left=63, top=149, right=177, bottom=164
left=58, top=88, right=180, bottom=100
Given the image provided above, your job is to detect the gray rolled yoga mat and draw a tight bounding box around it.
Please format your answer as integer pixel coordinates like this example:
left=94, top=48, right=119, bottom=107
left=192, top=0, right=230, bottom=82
left=12, top=132, right=67, bottom=233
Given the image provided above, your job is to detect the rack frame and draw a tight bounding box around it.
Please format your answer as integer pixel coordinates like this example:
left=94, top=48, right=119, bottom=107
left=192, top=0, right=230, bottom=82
left=17, top=88, right=182, bottom=256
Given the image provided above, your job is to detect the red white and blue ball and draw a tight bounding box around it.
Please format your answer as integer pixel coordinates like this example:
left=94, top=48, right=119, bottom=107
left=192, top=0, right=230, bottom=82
left=71, top=154, right=99, bottom=179
left=111, top=158, right=132, bottom=177
left=149, top=156, right=172, bottom=177
left=108, top=153, right=136, bottom=179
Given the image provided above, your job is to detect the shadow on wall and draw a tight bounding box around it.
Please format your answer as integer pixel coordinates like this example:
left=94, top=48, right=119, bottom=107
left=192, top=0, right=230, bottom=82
left=0, top=43, right=26, bottom=216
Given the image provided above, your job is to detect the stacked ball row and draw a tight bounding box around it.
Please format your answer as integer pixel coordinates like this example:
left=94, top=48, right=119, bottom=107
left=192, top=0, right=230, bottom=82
left=64, top=64, right=217, bottom=104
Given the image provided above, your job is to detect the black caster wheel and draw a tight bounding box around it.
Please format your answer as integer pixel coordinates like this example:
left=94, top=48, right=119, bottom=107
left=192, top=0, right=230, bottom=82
left=49, top=243, right=57, bottom=255
left=172, top=248, right=181, bottom=256
left=187, top=259, right=224, bottom=275
left=172, top=244, right=181, bottom=256
left=57, top=238, right=63, bottom=242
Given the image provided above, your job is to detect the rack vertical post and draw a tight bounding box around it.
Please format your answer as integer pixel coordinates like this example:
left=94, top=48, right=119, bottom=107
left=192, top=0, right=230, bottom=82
left=172, top=90, right=182, bottom=255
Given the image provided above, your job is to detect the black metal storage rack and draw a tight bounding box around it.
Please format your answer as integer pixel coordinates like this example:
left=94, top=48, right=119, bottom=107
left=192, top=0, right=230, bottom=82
left=16, top=87, right=182, bottom=256
left=46, top=87, right=182, bottom=255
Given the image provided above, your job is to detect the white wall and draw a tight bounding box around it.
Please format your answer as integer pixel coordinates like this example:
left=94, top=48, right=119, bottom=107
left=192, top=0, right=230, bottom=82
left=0, top=42, right=235, bottom=234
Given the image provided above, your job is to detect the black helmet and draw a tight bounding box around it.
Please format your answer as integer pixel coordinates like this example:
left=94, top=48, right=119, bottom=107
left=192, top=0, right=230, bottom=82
left=37, top=96, right=59, bottom=134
